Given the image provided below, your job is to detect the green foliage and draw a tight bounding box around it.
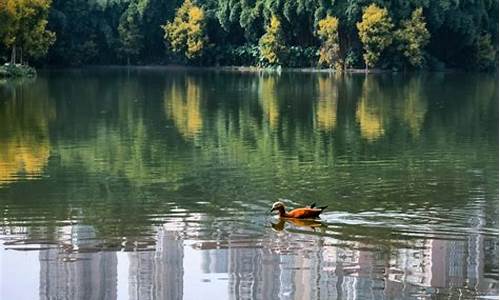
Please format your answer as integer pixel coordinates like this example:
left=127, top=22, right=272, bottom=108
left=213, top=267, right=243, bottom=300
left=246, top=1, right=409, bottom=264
left=356, top=4, right=393, bottom=69
left=162, top=0, right=207, bottom=60
left=474, top=34, right=497, bottom=71
left=0, top=63, right=36, bottom=77
left=259, top=15, right=286, bottom=66
left=286, top=46, right=317, bottom=68
left=344, top=49, right=363, bottom=69
left=47, top=0, right=119, bottom=65
left=0, top=0, right=495, bottom=70
left=216, top=44, right=260, bottom=66
left=317, top=15, right=341, bottom=70
left=0, top=0, right=56, bottom=63
left=395, top=8, right=430, bottom=68
left=118, top=2, right=144, bottom=64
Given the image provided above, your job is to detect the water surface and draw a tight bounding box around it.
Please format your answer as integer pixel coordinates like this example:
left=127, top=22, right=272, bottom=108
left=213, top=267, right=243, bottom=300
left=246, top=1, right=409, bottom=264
left=0, top=68, right=498, bottom=299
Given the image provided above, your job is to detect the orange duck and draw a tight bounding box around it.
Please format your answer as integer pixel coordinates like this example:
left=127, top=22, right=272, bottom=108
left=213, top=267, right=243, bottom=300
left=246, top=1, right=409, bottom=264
left=270, top=201, right=327, bottom=219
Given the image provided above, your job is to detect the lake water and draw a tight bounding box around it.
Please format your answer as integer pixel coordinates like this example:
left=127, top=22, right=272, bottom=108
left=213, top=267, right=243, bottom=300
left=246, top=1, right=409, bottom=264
left=0, top=68, right=498, bottom=300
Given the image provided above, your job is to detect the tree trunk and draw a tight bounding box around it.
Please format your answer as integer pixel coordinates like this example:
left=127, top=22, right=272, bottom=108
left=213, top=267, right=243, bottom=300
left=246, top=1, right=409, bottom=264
left=127, top=56, right=130, bottom=66
left=20, top=47, right=23, bottom=65
left=10, top=45, right=16, bottom=64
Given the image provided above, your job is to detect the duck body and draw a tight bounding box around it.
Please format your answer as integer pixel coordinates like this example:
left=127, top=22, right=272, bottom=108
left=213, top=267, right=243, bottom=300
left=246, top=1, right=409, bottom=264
left=271, top=201, right=327, bottom=219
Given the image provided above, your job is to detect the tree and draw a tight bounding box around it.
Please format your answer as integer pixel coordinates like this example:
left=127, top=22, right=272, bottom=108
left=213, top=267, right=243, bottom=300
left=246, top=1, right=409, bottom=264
left=258, top=15, right=286, bottom=66
left=118, top=2, right=144, bottom=64
left=356, top=4, right=393, bottom=71
left=395, top=8, right=429, bottom=68
left=162, top=0, right=207, bottom=60
left=1, top=0, right=56, bottom=64
left=473, top=34, right=497, bottom=71
left=317, top=15, right=342, bottom=71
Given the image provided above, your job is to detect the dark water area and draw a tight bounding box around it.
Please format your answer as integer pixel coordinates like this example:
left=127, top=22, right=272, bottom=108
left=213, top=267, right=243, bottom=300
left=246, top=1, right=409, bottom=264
left=0, top=68, right=498, bottom=299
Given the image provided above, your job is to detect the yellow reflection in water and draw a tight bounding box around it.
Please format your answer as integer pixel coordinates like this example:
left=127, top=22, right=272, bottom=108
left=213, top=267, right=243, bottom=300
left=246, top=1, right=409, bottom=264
left=315, top=76, right=338, bottom=131
left=164, top=78, right=203, bottom=138
left=259, top=75, right=279, bottom=129
left=356, top=77, right=385, bottom=141
left=0, top=80, right=54, bottom=182
left=400, top=78, right=427, bottom=138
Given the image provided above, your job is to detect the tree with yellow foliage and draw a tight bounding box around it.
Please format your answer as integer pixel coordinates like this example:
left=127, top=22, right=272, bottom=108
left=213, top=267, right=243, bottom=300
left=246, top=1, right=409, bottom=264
left=0, top=0, right=56, bottom=64
left=316, top=15, right=342, bottom=71
left=259, top=15, right=286, bottom=66
left=395, top=8, right=429, bottom=68
left=162, top=0, right=207, bottom=60
left=356, top=4, right=393, bottom=71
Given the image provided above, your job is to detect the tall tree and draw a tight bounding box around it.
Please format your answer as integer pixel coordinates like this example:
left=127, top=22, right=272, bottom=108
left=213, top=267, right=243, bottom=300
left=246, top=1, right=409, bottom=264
left=317, top=15, right=341, bottom=70
left=356, top=4, right=393, bottom=71
left=162, top=0, right=207, bottom=60
left=395, top=8, right=429, bottom=68
left=118, top=2, right=143, bottom=64
left=473, top=33, right=497, bottom=71
left=1, top=0, right=56, bottom=64
left=259, top=15, right=286, bottom=66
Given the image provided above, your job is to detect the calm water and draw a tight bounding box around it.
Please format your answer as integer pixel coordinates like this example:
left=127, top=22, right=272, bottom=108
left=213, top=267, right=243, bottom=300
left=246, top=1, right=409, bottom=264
left=0, top=68, right=498, bottom=300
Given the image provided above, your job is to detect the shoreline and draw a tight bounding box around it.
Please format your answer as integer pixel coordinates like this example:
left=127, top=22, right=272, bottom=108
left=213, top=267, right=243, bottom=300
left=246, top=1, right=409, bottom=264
left=0, top=63, right=37, bottom=78
left=38, top=64, right=468, bottom=74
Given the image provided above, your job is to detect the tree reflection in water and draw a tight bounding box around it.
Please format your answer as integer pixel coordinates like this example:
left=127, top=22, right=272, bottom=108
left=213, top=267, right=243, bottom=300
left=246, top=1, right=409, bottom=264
left=0, top=69, right=497, bottom=299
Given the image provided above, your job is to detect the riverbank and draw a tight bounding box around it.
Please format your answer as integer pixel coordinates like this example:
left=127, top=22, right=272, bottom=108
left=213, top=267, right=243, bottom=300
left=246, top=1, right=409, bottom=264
left=0, top=64, right=36, bottom=78
left=42, top=64, right=403, bottom=74
left=38, top=63, right=469, bottom=75
left=211, top=66, right=398, bottom=74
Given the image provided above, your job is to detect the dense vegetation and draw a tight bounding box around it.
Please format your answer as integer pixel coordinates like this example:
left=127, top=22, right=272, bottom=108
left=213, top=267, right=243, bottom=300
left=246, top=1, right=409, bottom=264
left=0, top=0, right=498, bottom=70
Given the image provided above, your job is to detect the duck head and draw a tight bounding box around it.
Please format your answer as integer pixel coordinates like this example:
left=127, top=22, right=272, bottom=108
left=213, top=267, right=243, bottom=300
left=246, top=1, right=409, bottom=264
left=270, top=201, right=285, bottom=213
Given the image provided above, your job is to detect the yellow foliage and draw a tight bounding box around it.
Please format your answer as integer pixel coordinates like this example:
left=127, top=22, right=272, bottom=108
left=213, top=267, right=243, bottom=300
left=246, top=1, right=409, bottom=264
left=162, top=0, right=206, bottom=59
left=1, top=0, right=55, bottom=58
left=356, top=4, right=393, bottom=69
left=395, top=8, right=430, bottom=67
left=259, top=15, right=286, bottom=65
left=188, top=6, right=203, bottom=22
left=317, top=16, right=342, bottom=70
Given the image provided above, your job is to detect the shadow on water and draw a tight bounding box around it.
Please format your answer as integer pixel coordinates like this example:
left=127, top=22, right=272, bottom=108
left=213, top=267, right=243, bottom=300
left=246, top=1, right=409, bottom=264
left=0, top=69, right=498, bottom=299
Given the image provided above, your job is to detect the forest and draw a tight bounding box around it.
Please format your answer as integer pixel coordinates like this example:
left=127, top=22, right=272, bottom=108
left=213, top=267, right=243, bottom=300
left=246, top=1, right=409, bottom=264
left=0, top=0, right=498, bottom=71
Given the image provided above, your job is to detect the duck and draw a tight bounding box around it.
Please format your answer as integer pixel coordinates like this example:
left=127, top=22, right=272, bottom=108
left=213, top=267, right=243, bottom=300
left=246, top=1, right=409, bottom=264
left=270, top=201, right=327, bottom=219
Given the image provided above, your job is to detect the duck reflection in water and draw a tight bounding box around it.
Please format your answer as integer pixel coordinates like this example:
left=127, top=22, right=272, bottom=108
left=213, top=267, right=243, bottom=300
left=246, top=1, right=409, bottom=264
left=271, top=218, right=327, bottom=233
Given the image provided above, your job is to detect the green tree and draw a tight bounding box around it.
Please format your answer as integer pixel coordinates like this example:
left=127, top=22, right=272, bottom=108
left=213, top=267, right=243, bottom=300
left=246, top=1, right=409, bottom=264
left=118, top=2, right=144, bottom=64
left=162, top=0, right=207, bottom=60
left=258, top=15, right=286, bottom=66
left=473, top=34, right=497, bottom=71
left=356, top=4, right=393, bottom=71
left=1, top=0, right=55, bottom=64
left=317, top=15, right=341, bottom=71
left=0, top=0, right=493, bottom=70
left=395, top=8, right=429, bottom=68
